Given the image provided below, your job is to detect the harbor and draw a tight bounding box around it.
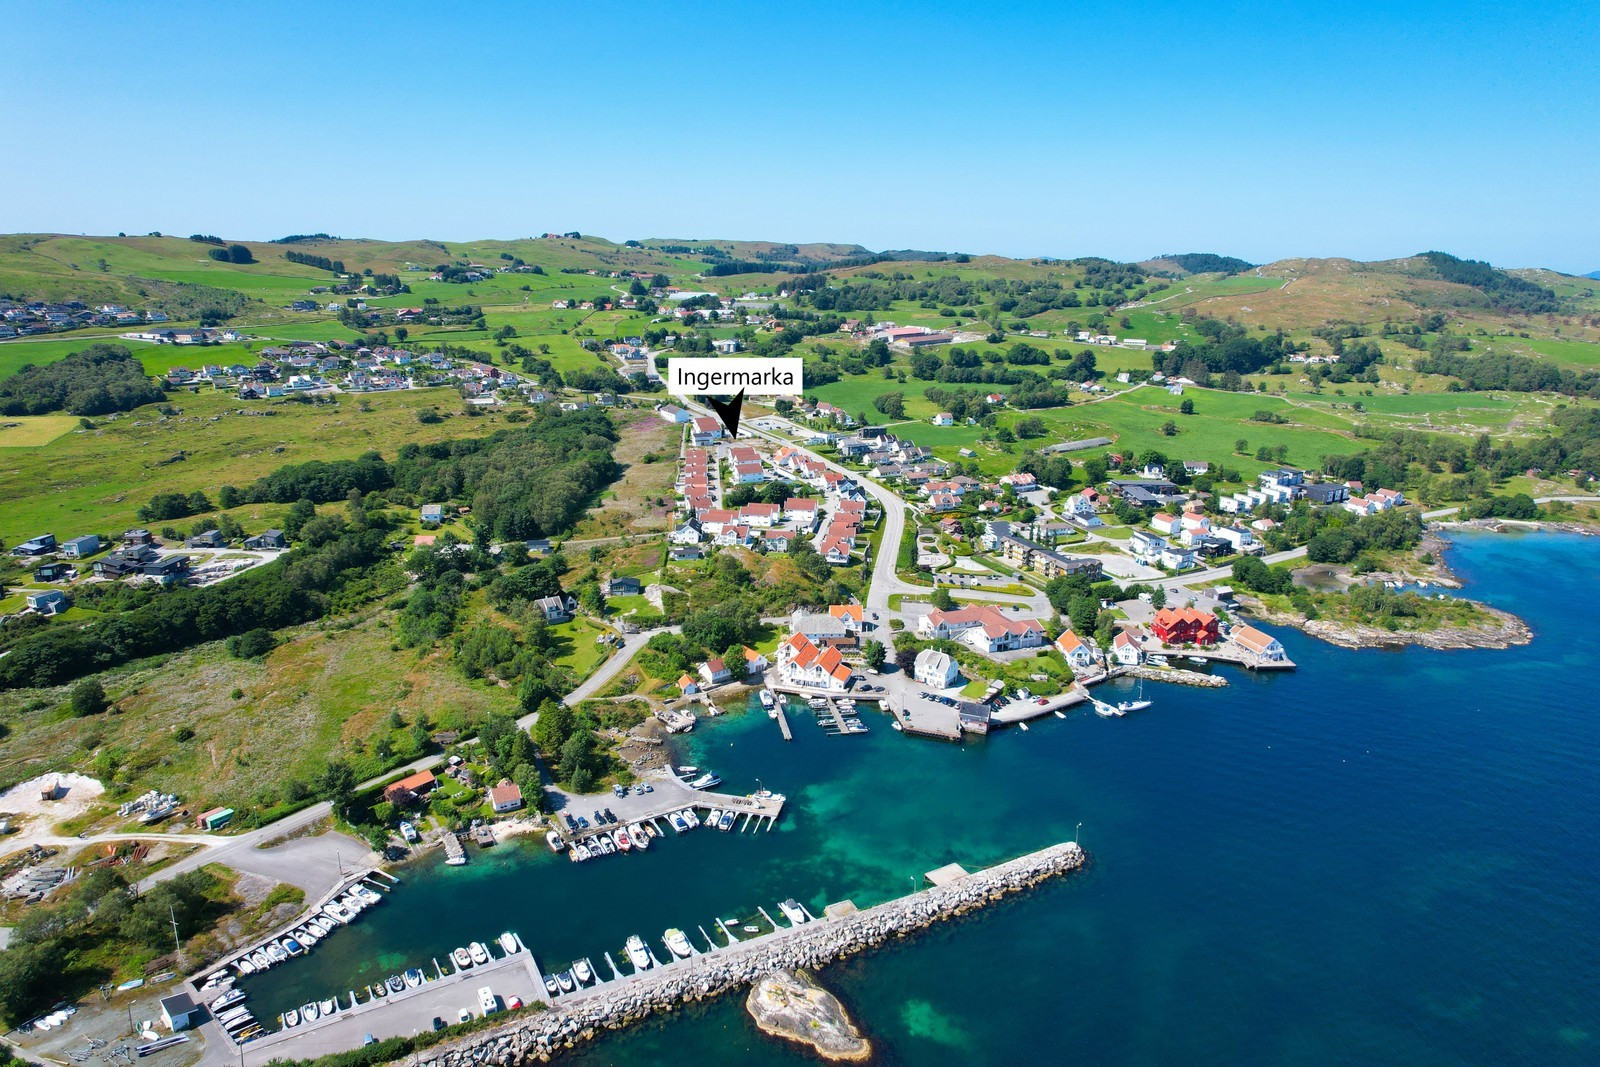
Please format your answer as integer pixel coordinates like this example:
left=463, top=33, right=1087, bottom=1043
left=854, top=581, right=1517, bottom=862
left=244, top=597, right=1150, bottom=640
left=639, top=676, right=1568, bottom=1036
left=408, top=841, right=1087, bottom=1067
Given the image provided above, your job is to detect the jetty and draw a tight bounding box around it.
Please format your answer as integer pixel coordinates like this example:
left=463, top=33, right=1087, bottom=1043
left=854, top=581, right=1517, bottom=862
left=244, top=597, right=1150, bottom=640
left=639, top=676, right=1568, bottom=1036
left=774, top=702, right=792, bottom=741
left=405, top=841, right=1086, bottom=1067
left=439, top=831, right=466, bottom=864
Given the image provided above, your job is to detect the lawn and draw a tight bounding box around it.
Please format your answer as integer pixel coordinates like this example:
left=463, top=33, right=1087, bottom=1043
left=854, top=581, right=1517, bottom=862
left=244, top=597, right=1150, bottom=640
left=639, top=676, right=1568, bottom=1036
left=0, top=387, right=505, bottom=547
left=0, top=414, right=80, bottom=446
left=549, top=615, right=616, bottom=681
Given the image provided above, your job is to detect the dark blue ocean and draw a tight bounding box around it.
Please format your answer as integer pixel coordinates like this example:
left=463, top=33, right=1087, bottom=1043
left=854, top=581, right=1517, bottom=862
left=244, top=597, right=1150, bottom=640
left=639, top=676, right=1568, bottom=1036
left=243, top=530, right=1600, bottom=1065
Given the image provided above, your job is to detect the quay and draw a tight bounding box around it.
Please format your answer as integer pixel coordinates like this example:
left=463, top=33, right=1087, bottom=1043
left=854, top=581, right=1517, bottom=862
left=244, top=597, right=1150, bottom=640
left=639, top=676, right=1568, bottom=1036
left=217, top=935, right=545, bottom=1067
left=774, top=701, right=792, bottom=741
left=438, top=831, right=466, bottom=864
left=555, top=776, right=785, bottom=847
left=405, top=841, right=1088, bottom=1067
left=1140, top=636, right=1296, bottom=671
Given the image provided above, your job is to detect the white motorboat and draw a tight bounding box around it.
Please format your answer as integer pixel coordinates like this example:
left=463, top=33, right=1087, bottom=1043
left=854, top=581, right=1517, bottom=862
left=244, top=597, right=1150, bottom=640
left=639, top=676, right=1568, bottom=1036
left=688, top=772, right=722, bottom=789
left=778, top=899, right=809, bottom=925
left=707, top=808, right=723, bottom=830
left=615, top=829, right=633, bottom=852
left=236, top=958, right=256, bottom=976
left=294, top=926, right=318, bottom=946
left=545, top=830, right=566, bottom=852
left=351, top=884, right=382, bottom=905
left=266, top=943, right=287, bottom=963
left=625, top=935, right=653, bottom=971
left=282, top=1009, right=299, bottom=1028
left=301, top=1003, right=318, bottom=1024
left=598, top=833, right=616, bottom=855
left=543, top=976, right=559, bottom=997
left=405, top=968, right=424, bottom=988
left=318, top=998, right=336, bottom=1017
left=572, top=959, right=594, bottom=984
left=675, top=765, right=698, bottom=775
left=664, top=928, right=693, bottom=959
left=322, top=902, right=351, bottom=924
left=759, top=689, right=775, bottom=709
left=453, top=947, right=473, bottom=970
left=499, top=932, right=520, bottom=955
left=718, top=810, right=735, bottom=831
left=399, top=821, right=419, bottom=844
left=682, top=809, right=700, bottom=829
left=573, top=843, right=591, bottom=861
left=556, top=971, right=574, bottom=993
left=470, top=941, right=490, bottom=965
left=627, top=822, right=649, bottom=850
left=670, top=811, right=688, bottom=833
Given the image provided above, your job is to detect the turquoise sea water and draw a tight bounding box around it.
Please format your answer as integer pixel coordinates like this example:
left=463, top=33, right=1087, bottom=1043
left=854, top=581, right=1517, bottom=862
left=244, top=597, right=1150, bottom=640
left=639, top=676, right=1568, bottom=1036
left=240, top=531, right=1600, bottom=1064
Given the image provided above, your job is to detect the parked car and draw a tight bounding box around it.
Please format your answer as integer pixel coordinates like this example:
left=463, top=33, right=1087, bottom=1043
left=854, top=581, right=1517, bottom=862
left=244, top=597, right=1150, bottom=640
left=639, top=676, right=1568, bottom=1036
left=432, top=1017, right=446, bottom=1032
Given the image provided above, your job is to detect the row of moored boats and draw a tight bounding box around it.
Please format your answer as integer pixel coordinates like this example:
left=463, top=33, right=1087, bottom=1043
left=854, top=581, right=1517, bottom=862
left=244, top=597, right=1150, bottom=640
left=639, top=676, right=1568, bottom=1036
left=226, top=882, right=385, bottom=980
left=552, top=806, right=742, bottom=862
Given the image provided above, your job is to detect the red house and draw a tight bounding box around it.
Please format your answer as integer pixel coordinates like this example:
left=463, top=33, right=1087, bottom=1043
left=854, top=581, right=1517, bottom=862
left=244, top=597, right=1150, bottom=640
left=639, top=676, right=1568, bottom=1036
left=1152, top=607, right=1220, bottom=646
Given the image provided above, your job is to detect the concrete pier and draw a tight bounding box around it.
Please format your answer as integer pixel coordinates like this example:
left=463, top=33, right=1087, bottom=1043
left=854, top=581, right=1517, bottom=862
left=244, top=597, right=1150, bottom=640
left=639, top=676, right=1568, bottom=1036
left=405, top=841, right=1087, bottom=1067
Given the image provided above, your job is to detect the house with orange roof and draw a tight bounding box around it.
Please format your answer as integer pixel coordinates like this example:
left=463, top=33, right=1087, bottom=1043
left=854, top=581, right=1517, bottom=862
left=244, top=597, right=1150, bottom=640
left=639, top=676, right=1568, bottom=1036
left=828, top=603, right=864, bottom=631
left=775, top=632, right=855, bottom=690
left=918, top=605, right=1047, bottom=654
left=1230, top=624, right=1286, bottom=662
left=1053, top=628, right=1098, bottom=670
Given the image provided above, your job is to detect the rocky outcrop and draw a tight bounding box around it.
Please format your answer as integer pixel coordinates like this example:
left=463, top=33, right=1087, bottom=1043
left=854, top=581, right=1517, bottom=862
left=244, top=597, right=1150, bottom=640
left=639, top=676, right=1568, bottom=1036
left=746, top=970, right=870, bottom=1061
left=1246, top=599, right=1532, bottom=651
left=404, top=842, right=1085, bottom=1066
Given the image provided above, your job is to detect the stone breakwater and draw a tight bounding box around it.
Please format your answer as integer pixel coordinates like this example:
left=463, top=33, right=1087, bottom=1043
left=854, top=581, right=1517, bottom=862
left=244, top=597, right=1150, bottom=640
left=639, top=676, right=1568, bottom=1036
left=1122, top=664, right=1228, bottom=688
left=405, top=842, right=1086, bottom=1066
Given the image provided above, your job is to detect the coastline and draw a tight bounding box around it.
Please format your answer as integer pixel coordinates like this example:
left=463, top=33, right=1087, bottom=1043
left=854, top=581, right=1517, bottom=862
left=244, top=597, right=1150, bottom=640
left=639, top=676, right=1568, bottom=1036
left=1242, top=596, right=1533, bottom=651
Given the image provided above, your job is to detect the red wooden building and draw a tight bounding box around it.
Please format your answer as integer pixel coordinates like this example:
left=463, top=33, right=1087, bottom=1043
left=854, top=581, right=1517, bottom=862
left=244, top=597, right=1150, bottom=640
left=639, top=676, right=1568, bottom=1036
left=1152, top=607, right=1220, bottom=646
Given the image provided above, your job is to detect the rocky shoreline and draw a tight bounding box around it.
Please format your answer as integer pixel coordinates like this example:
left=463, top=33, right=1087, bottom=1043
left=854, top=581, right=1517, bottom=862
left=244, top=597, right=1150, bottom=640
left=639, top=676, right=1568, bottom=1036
left=1243, top=598, right=1532, bottom=651
left=404, top=842, right=1086, bottom=1066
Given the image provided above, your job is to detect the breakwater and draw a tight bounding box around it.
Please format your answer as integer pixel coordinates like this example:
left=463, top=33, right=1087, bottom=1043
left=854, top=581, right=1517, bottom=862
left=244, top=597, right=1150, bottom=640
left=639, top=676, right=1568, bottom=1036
left=1120, top=664, right=1228, bottom=688
left=405, top=841, right=1086, bottom=1066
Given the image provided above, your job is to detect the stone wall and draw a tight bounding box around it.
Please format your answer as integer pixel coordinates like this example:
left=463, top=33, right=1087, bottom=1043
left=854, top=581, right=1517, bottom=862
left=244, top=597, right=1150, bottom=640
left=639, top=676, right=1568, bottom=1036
left=405, top=842, right=1086, bottom=1066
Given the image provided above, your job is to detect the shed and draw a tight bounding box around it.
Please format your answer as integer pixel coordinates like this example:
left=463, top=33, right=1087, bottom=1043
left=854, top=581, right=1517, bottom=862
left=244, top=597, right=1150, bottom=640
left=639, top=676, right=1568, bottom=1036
left=160, top=993, right=196, bottom=1032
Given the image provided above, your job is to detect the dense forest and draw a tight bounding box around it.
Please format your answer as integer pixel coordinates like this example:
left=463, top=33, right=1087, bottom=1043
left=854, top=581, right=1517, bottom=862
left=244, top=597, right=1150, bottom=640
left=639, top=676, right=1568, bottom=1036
left=0, top=343, right=164, bottom=415
left=1414, top=349, right=1600, bottom=397
left=1414, top=251, right=1561, bottom=315
left=1156, top=252, right=1255, bottom=275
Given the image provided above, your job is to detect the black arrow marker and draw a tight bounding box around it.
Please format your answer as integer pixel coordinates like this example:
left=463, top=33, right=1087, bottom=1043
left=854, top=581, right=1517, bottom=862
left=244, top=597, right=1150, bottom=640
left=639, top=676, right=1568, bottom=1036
left=706, top=389, right=745, bottom=438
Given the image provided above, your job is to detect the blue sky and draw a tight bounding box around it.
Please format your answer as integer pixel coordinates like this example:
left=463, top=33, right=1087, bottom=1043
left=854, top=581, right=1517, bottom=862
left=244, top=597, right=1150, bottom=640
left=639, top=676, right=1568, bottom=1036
left=4, top=0, right=1596, bottom=271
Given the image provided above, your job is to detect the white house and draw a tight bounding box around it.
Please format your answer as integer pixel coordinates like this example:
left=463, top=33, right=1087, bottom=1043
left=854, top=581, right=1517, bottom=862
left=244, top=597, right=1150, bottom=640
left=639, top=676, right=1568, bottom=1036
left=1160, top=545, right=1197, bottom=571
left=699, top=657, right=733, bottom=686
left=919, top=605, right=1047, bottom=654
left=913, top=648, right=960, bottom=688
left=658, top=405, right=692, bottom=424
left=1053, top=629, right=1098, bottom=671
left=1112, top=630, right=1144, bottom=666
left=489, top=780, right=524, bottom=813
left=1150, top=512, right=1181, bottom=536
left=1231, top=624, right=1287, bottom=662
left=932, top=412, right=955, bottom=427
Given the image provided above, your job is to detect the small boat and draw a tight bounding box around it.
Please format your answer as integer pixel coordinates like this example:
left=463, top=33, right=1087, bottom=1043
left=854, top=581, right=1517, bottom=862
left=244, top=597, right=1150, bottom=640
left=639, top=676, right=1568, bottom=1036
left=708, top=808, right=723, bottom=829
left=718, top=811, right=735, bottom=832
left=319, top=998, right=336, bottom=1017
left=470, top=941, right=490, bottom=965
left=404, top=968, right=423, bottom=988
left=453, top=947, right=473, bottom=970
left=322, top=902, right=350, bottom=924
left=892, top=721, right=903, bottom=731
left=251, top=950, right=272, bottom=969
left=351, top=884, right=382, bottom=905
left=139, top=802, right=176, bottom=825
left=572, top=959, right=594, bottom=985
left=557, top=971, right=575, bottom=993
left=236, top=958, right=256, bottom=976
left=759, top=689, right=775, bottom=709
left=301, top=1003, right=318, bottom=1024
left=742, top=924, right=761, bottom=934
left=676, top=765, right=698, bottom=775
left=340, top=892, right=367, bottom=913
left=281, top=937, right=304, bottom=957
left=627, top=823, right=649, bottom=850
left=1092, top=699, right=1124, bottom=719
left=210, top=990, right=246, bottom=1011
left=499, top=932, right=520, bottom=955
left=598, top=834, right=617, bottom=855
left=283, top=1009, right=299, bottom=1028
left=266, top=943, right=287, bottom=963
left=543, top=976, right=559, bottom=997
left=670, top=811, right=688, bottom=833
left=688, top=772, right=722, bottom=789
left=294, top=926, right=318, bottom=946
left=624, top=935, right=652, bottom=971
left=399, top=821, right=419, bottom=844
left=386, top=975, right=403, bottom=994
left=682, top=809, right=700, bottom=829
left=573, top=843, right=591, bottom=861
left=545, top=830, right=566, bottom=852
left=664, top=928, right=692, bottom=958
left=615, top=829, right=632, bottom=852
left=779, top=899, right=809, bottom=925
left=370, top=983, right=386, bottom=999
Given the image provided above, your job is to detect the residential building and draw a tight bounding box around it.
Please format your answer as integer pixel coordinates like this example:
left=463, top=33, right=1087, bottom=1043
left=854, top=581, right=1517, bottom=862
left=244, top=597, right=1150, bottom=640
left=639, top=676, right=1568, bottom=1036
left=918, top=605, right=1047, bottom=654
left=534, top=594, right=576, bottom=622
left=691, top=416, right=723, bottom=445
left=1053, top=629, right=1098, bottom=671
left=699, top=658, right=733, bottom=686
left=489, top=780, right=524, bottom=813
left=1112, top=629, right=1144, bottom=666
left=1231, top=624, right=1287, bottom=662
left=1152, top=607, right=1220, bottom=646
left=605, top=575, right=642, bottom=596
left=913, top=648, right=960, bottom=688
left=26, top=590, right=68, bottom=614
left=383, top=769, right=438, bottom=807
left=421, top=503, right=445, bottom=526
left=243, top=529, right=287, bottom=550
left=60, top=534, right=100, bottom=558
left=790, top=609, right=857, bottom=648
left=776, top=633, right=855, bottom=690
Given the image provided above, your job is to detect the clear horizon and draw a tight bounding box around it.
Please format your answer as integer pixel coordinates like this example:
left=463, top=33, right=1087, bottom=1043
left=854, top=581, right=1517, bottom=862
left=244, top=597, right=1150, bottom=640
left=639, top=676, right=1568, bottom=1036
left=4, top=0, right=1596, bottom=274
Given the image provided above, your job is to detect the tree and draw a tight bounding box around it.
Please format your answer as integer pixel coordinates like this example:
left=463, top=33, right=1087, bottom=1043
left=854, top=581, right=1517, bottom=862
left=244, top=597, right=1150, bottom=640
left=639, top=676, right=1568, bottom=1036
left=930, top=586, right=955, bottom=611
left=315, top=759, right=358, bottom=819
left=862, top=639, right=885, bottom=671
left=226, top=628, right=277, bottom=659
left=893, top=645, right=917, bottom=673
left=1179, top=398, right=1195, bottom=415
left=69, top=678, right=108, bottom=717
left=1160, top=420, right=1178, bottom=436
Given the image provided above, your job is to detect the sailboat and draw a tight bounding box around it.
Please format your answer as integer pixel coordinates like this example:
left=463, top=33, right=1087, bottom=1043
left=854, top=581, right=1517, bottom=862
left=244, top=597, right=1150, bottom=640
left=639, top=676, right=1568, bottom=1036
left=1116, top=680, right=1152, bottom=714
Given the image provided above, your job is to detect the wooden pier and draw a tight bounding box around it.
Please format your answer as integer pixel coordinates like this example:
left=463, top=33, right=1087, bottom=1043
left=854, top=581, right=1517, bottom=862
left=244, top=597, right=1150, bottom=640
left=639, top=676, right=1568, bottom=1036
left=774, top=702, right=792, bottom=741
